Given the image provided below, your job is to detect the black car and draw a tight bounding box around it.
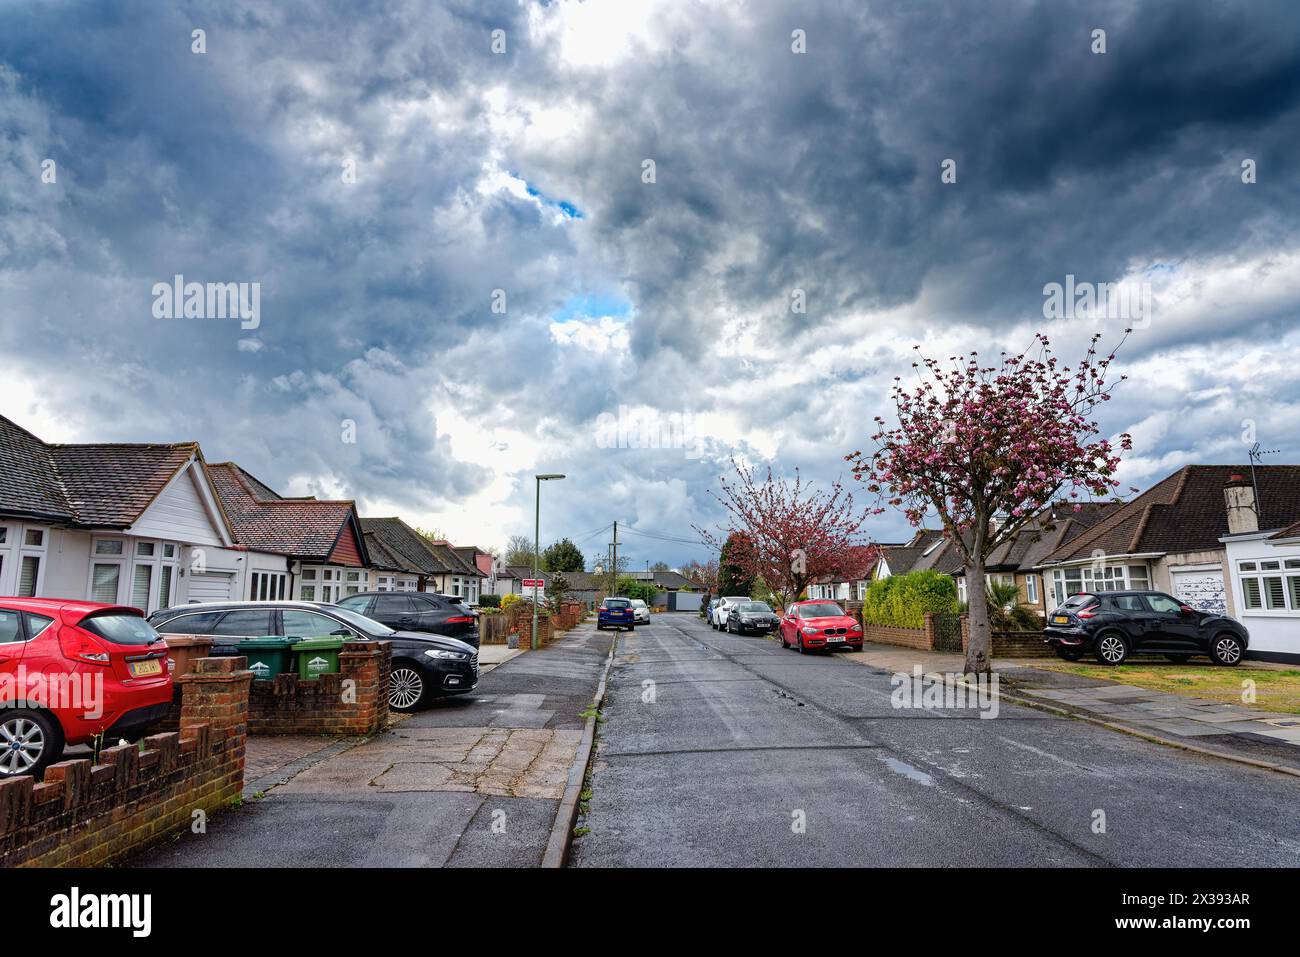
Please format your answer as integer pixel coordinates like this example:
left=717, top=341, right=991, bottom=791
left=336, top=591, right=479, bottom=648
left=1043, top=590, right=1249, bottom=666
left=147, top=600, right=478, bottom=711
left=725, top=600, right=779, bottom=635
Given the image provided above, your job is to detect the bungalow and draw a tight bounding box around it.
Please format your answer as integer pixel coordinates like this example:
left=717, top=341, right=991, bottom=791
left=1037, top=465, right=1300, bottom=628
left=1219, top=477, right=1300, bottom=663
left=207, top=463, right=371, bottom=602
left=359, top=517, right=447, bottom=593
left=0, top=414, right=284, bottom=612
left=808, top=544, right=889, bottom=601
left=423, top=540, right=487, bottom=603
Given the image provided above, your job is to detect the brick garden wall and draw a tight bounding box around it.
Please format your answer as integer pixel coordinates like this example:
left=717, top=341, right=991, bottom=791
left=861, top=612, right=944, bottom=651
left=960, top=617, right=1053, bottom=658
left=0, top=656, right=252, bottom=868
left=246, top=641, right=390, bottom=735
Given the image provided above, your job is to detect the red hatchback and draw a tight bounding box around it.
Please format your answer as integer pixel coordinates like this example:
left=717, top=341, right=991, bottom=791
left=0, top=598, right=173, bottom=779
left=778, top=600, right=863, bottom=653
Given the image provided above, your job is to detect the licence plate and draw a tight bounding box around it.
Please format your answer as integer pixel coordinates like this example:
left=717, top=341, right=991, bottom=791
left=827, top=635, right=845, bottom=642
left=129, top=659, right=163, bottom=677
left=1052, top=615, right=1069, bottom=625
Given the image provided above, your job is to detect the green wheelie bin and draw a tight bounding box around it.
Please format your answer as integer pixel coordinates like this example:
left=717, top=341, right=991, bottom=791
left=236, top=636, right=300, bottom=680
left=292, top=636, right=346, bottom=679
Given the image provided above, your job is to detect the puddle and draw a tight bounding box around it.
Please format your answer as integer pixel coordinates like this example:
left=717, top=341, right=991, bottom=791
left=878, top=755, right=935, bottom=786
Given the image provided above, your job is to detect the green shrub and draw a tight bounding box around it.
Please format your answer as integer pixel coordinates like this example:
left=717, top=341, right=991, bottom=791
left=863, top=570, right=958, bottom=628
left=500, top=593, right=524, bottom=612
left=478, top=594, right=501, bottom=608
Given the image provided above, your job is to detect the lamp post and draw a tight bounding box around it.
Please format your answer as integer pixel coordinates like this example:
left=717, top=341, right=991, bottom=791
left=533, top=473, right=565, bottom=650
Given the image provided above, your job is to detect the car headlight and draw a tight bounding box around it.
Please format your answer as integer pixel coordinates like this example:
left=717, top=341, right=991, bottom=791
left=801, top=626, right=818, bottom=635
left=424, top=649, right=469, bottom=660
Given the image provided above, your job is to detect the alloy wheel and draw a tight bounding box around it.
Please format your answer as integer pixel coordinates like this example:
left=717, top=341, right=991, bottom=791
left=1214, top=637, right=1242, bottom=665
left=1098, top=634, right=1126, bottom=663
left=389, top=668, right=425, bottom=710
left=0, top=717, right=45, bottom=776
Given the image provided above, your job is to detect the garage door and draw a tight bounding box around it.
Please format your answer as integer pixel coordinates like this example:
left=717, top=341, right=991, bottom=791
left=188, top=571, right=236, bottom=602
left=1172, top=569, right=1227, bottom=616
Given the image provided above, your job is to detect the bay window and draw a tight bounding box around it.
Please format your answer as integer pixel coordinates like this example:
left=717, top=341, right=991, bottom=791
left=1238, top=559, right=1300, bottom=612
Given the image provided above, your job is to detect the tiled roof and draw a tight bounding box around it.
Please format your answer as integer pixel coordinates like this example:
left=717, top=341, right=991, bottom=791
left=208, top=463, right=364, bottom=562
left=880, top=545, right=925, bottom=576
left=362, top=532, right=413, bottom=573
left=427, top=540, right=485, bottom=577
left=0, top=414, right=196, bottom=528
left=1043, top=466, right=1300, bottom=563
left=1270, top=519, right=1300, bottom=541
left=359, top=518, right=451, bottom=576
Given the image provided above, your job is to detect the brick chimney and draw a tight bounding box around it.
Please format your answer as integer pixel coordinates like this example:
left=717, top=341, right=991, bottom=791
left=1224, top=473, right=1259, bottom=534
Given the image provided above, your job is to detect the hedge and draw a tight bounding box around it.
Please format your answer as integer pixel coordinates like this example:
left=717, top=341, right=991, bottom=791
left=862, top=570, right=959, bottom=628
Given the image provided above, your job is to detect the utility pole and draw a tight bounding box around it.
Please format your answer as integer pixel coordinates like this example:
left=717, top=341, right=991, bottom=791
left=609, top=521, right=619, bottom=596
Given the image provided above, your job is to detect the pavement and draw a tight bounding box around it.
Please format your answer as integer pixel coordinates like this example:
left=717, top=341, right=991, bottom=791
left=833, top=641, right=1300, bottom=773
left=477, top=643, right=522, bottom=673
left=127, top=623, right=613, bottom=868
left=569, top=613, right=1300, bottom=867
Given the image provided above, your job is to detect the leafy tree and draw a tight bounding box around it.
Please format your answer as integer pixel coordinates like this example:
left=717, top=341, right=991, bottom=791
left=504, top=534, right=535, bottom=568
left=415, top=526, right=449, bottom=543
left=546, top=572, right=573, bottom=610
left=848, top=333, right=1130, bottom=673
left=650, top=561, right=671, bottom=572
left=541, top=537, right=585, bottom=572
left=614, top=575, right=658, bottom=604
left=714, top=532, right=755, bottom=597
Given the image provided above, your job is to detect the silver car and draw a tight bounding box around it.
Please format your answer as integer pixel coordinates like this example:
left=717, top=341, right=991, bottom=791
left=710, top=596, right=749, bottom=630
left=630, top=599, right=651, bottom=624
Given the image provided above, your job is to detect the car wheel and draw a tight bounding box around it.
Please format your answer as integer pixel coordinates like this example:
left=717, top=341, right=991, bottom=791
left=389, top=664, right=427, bottom=712
left=1054, top=647, right=1084, bottom=662
left=1165, top=653, right=1192, bottom=664
left=797, top=634, right=807, bottom=655
left=0, top=710, right=61, bottom=779
left=1094, top=632, right=1129, bottom=665
left=1210, top=634, right=1244, bottom=667
left=778, top=630, right=787, bottom=649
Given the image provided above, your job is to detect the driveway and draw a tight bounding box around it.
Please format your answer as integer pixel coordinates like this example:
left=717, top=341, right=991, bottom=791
left=570, top=613, right=1300, bottom=867
left=128, top=625, right=612, bottom=868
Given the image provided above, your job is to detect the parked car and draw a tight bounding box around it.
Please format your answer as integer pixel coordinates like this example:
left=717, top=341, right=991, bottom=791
left=630, top=599, right=651, bottom=624
left=725, top=600, right=779, bottom=635
left=336, top=591, right=479, bottom=647
left=778, top=600, right=864, bottom=653
left=1043, top=590, right=1249, bottom=666
left=597, top=598, right=636, bottom=631
left=147, top=600, right=478, bottom=711
left=0, top=599, right=174, bottom=779
left=710, top=596, right=749, bottom=630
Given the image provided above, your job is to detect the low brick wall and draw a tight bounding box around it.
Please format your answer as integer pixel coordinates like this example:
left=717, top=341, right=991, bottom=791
left=960, top=617, right=1053, bottom=658
left=507, top=607, right=553, bottom=646
left=861, top=611, right=945, bottom=651
left=0, top=656, right=252, bottom=868
left=247, top=641, right=390, bottom=735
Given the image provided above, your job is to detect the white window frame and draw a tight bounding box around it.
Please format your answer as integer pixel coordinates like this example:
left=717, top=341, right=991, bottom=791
left=88, top=535, right=181, bottom=612
left=299, top=565, right=347, bottom=603
left=1237, top=558, right=1300, bottom=615
left=1, top=522, right=49, bottom=597
left=1025, top=574, right=1039, bottom=605
left=250, top=571, right=288, bottom=602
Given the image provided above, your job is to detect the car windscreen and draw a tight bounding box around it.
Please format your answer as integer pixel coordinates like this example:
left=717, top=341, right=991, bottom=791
left=325, top=606, right=395, bottom=636
left=79, top=612, right=163, bottom=645
left=797, top=603, right=844, bottom=618
left=738, top=602, right=771, bottom=613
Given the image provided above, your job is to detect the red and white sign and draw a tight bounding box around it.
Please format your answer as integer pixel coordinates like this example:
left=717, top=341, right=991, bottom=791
left=522, top=579, right=543, bottom=588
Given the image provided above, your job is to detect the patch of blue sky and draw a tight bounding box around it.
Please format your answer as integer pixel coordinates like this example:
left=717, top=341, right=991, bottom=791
left=551, top=293, right=632, bottom=323
left=518, top=173, right=585, bottom=219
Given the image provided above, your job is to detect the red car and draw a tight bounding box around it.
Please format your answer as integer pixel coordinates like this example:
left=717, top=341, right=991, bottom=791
left=778, top=600, right=863, bottom=653
left=0, top=598, right=173, bottom=779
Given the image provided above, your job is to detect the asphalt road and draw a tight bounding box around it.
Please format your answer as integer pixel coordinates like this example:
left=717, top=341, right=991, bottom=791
left=570, top=613, right=1300, bottom=867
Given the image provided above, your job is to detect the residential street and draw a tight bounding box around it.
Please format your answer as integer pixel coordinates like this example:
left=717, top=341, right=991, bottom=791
left=570, top=613, right=1300, bottom=867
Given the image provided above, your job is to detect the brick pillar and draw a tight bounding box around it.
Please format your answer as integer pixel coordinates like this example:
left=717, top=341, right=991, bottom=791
left=179, top=656, right=254, bottom=792
left=339, top=640, right=391, bottom=735
left=922, top=611, right=937, bottom=651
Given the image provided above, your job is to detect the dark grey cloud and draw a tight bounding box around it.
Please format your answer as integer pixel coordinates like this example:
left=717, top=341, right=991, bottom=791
left=2, top=0, right=1299, bottom=559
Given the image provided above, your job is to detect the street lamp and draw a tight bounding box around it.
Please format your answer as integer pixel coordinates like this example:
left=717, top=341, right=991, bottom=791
left=533, top=473, right=566, bottom=651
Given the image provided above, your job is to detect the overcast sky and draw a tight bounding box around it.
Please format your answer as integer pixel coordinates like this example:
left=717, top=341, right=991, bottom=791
left=3, top=0, right=1299, bottom=567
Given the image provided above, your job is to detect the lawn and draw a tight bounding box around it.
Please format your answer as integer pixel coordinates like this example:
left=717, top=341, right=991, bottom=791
left=1031, top=662, right=1300, bottom=715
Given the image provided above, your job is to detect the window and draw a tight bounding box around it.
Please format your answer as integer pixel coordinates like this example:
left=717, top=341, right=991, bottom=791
left=24, top=528, right=44, bottom=547
left=281, top=610, right=353, bottom=639
left=131, top=563, right=152, bottom=608
left=1053, top=563, right=1150, bottom=604
left=154, top=611, right=223, bottom=635
left=299, top=566, right=343, bottom=603
left=957, top=577, right=968, bottom=604
left=90, top=563, right=121, bottom=603
left=79, top=613, right=161, bottom=645
left=18, top=556, right=41, bottom=597
left=1111, top=595, right=1146, bottom=612
left=25, top=613, right=54, bottom=639
left=374, top=595, right=417, bottom=616
left=250, top=571, right=287, bottom=601
left=1145, top=594, right=1183, bottom=615
left=0, top=610, right=21, bottom=643
left=344, top=570, right=364, bottom=596
left=1239, top=558, right=1300, bottom=612
left=95, top=539, right=124, bottom=556
left=1025, top=574, right=1039, bottom=604
left=136, top=541, right=156, bottom=557
left=210, top=610, right=274, bottom=637
left=377, top=576, right=394, bottom=592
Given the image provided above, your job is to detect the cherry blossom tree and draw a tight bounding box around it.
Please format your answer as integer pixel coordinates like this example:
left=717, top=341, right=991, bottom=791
left=696, top=459, right=875, bottom=610
left=846, top=332, right=1131, bottom=674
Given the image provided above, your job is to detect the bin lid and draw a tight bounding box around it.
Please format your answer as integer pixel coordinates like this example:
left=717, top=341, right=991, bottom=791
left=235, top=635, right=300, bottom=649
left=290, top=636, right=346, bottom=651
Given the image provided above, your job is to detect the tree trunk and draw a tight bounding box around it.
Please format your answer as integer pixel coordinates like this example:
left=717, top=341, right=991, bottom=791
left=964, top=557, right=993, bottom=675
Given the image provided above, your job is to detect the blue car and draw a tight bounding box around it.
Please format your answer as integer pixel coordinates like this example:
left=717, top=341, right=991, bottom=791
left=597, top=597, right=636, bottom=631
